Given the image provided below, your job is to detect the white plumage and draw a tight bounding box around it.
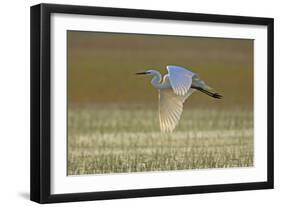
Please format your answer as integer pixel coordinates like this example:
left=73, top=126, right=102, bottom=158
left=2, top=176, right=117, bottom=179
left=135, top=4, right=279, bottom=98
left=136, top=65, right=221, bottom=132
left=167, top=65, right=194, bottom=96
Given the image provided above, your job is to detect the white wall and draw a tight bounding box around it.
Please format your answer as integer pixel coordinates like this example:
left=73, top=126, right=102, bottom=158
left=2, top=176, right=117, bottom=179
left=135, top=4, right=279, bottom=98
left=0, top=0, right=279, bottom=206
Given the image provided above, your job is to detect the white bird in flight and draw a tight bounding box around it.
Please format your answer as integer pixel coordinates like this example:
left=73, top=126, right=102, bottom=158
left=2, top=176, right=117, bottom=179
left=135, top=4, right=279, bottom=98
left=136, top=65, right=222, bottom=133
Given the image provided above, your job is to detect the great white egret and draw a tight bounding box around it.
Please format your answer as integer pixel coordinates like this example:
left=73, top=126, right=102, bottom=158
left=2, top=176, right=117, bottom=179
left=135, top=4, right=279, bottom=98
left=136, top=65, right=222, bottom=132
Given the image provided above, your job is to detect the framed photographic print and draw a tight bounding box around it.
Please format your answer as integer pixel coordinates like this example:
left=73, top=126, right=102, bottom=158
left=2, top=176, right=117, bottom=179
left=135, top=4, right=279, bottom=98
left=30, top=3, right=274, bottom=203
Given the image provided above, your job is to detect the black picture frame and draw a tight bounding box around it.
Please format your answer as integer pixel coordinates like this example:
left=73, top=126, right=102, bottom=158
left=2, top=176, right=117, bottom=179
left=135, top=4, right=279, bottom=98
left=30, top=3, right=274, bottom=204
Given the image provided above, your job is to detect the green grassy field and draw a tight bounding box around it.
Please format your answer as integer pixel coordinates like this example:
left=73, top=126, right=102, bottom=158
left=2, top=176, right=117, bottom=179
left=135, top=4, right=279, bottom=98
left=67, top=106, right=253, bottom=175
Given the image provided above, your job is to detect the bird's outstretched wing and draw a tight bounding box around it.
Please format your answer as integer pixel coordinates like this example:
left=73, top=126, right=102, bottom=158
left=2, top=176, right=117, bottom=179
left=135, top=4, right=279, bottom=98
left=166, top=65, right=195, bottom=96
left=159, top=88, right=195, bottom=132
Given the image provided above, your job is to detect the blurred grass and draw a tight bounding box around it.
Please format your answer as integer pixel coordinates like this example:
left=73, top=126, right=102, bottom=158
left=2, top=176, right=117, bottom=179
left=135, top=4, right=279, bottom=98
left=68, top=107, right=253, bottom=175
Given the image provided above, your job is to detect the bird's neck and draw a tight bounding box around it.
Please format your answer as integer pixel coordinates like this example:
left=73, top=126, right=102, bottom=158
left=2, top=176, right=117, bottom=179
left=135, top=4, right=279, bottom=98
left=151, top=72, right=162, bottom=89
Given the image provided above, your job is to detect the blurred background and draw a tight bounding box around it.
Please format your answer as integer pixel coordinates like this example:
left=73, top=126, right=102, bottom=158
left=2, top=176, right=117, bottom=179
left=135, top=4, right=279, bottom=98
left=67, top=31, right=253, bottom=110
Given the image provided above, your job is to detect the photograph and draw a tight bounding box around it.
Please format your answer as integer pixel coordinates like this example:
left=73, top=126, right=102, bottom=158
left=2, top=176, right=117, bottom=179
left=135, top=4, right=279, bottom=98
left=67, top=31, right=254, bottom=175
left=30, top=3, right=273, bottom=203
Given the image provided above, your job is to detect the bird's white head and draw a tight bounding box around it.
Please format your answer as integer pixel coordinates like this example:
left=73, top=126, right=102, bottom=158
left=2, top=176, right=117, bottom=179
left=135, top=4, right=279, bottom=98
left=136, top=69, right=163, bottom=89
